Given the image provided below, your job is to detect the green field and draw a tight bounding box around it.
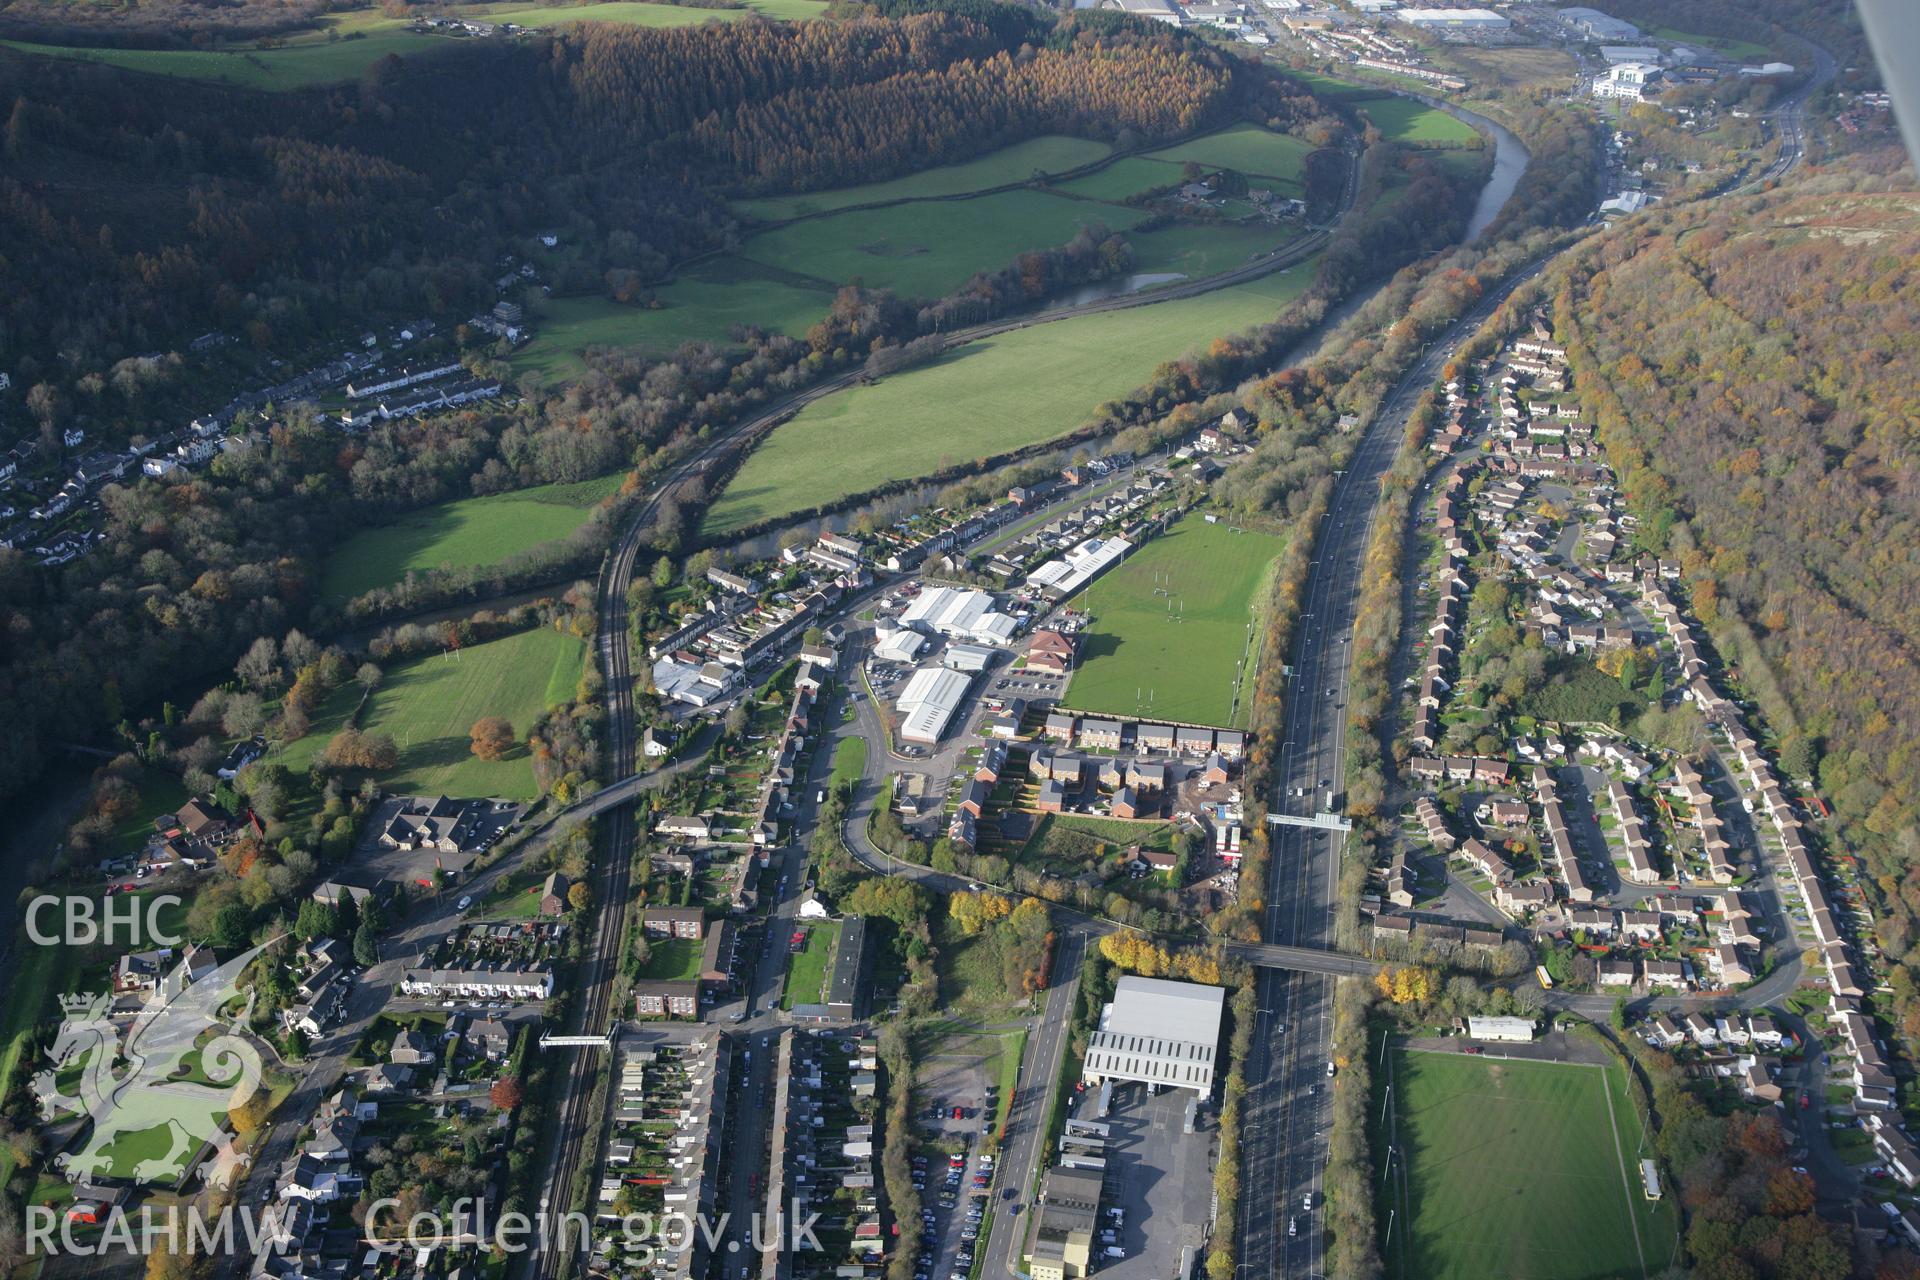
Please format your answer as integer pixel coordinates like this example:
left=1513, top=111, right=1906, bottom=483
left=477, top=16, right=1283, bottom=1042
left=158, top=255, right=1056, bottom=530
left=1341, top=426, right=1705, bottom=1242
left=1277, top=68, right=1385, bottom=101
left=1355, top=97, right=1482, bottom=147
left=512, top=261, right=833, bottom=383
left=1064, top=513, right=1284, bottom=728
left=1051, top=156, right=1186, bottom=203
left=733, top=136, right=1113, bottom=223
left=700, top=259, right=1318, bottom=536
left=1376, top=1048, right=1675, bottom=1280
left=277, top=626, right=586, bottom=800
left=781, top=920, right=839, bottom=1010
left=1141, top=124, right=1315, bottom=186
left=0, top=0, right=825, bottom=90
left=1127, top=222, right=1302, bottom=280
left=1645, top=24, right=1772, bottom=59
left=321, top=471, right=625, bottom=602
left=738, top=189, right=1151, bottom=300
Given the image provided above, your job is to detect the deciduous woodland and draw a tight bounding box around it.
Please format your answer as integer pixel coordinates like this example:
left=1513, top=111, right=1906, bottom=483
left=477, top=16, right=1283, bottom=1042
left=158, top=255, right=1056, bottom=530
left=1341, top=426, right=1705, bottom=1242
left=0, top=5, right=1346, bottom=815
left=1556, top=153, right=1920, bottom=1041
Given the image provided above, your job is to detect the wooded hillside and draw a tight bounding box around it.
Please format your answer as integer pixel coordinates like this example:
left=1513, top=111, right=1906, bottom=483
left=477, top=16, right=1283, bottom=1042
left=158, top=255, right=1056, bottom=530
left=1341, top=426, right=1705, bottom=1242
left=0, top=8, right=1311, bottom=378
left=1555, top=150, right=1920, bottom=1029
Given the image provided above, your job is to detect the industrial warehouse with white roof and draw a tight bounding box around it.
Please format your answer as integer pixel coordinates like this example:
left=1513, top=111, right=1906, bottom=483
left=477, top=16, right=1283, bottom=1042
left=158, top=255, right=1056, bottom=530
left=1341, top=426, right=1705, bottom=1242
left=1080, top=975, right=1226, bottom=1096
left=899, top=586, right=1020, bottom=646
left=895, top=665, right=972, bottom=744
left=1026, top=535, right=1132, bottom=600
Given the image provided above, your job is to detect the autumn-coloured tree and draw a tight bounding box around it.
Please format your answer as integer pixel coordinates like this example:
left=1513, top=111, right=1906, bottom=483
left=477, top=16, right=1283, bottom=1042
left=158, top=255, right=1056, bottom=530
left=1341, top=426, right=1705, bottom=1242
left=320, top=728, right=398, bottom=771
left=949, top=890, right=1013, bottom=936
left=490, top=1076, right=524, bottom=1111
left=470, top=716, right=516, bottom=762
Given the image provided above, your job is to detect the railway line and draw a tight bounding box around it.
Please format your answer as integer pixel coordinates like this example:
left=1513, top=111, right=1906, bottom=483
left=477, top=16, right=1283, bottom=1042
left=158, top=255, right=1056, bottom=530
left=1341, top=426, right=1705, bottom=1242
left=515, top=139, right=1362, bottom=1280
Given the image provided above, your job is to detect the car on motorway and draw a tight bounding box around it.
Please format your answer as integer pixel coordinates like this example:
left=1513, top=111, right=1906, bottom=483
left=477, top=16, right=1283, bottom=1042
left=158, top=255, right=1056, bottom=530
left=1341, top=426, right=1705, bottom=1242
left=1288, top=1217, right=1298, bottom=1239
left=1327, top=1061, right=1337, bottom=1077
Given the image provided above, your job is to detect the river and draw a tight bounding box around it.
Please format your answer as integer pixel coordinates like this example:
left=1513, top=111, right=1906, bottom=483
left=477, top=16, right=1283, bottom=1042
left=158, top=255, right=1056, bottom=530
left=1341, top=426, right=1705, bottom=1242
left=0, top=88, right=1534, bottom=968
left=1418, top=93, right=1532, bottom=242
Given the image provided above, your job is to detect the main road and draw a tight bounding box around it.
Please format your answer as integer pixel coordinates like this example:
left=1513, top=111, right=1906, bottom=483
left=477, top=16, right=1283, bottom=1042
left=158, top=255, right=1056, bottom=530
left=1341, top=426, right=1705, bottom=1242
left=1238, top=42, right=1835, bottom=1278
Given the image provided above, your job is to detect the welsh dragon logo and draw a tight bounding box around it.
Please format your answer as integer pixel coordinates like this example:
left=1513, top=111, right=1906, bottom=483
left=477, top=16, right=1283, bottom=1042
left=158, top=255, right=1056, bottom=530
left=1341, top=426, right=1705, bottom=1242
left=33, top=941, right=275, bottom=1189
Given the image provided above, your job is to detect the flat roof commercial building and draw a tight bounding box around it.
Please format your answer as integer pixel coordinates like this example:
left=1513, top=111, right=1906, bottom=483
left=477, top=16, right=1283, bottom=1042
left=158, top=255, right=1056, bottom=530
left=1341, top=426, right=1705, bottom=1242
left=1026, top=536, right=1133, bottom=601
left=896, top=666, right=972, bottom=743
left=1399, top=6, right=1509, bottom=29
left=1025, top=1166, right=1104, bottom=1280
left=1466, top=1015, right=1536, bottom=1043
left=1560, top=6, right=1640, bottom=40
left=1081, top=976, right=1225, bottom=1096
left=899, top=586, right=1019, bottom=646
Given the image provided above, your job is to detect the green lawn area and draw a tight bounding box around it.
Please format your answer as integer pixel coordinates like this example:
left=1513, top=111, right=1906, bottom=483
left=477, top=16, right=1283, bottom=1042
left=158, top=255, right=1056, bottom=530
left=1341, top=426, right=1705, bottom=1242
left=1376, top=1048, right=1675, bottom=1280
left=1064, top=513, right=1285, bottom=728
left=781, top=920, right=839, bottom=1010
left=0, top=0, right=825, bottom=90
left=638, top=935, right=704, bottom=982
left=737, top=189, right=1150, bottom=300
left=106, top=768, right=191, bottom=861
left=831, top=738, right=868, bottom=792
left=511, top=260, right=834, bottom=385
left=321, top=470, right=625, bottom=603
left=1645, top=24, right=1772, bottom=59
left=277, top=625, right=586, bottom=801
left=732, top=136, right=1113, bottom=223
left=94, top=1120, right=211, bottom=1181
left=1355, top=97, right=1482, bottom=147
left=700, top=259, right=1318, bottom=536
left=478, top=875, right=550, bottom=920
left=1140, top=124, right=1315, bottom=186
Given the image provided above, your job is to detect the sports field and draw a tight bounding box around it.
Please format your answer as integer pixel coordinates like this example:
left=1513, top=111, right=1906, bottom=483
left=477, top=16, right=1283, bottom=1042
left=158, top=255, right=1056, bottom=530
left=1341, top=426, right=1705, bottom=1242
left=321, top=471, right=625, bottom=603
left=278, top=625, right=587, bottom=800
left=700, top=259, right=1318, bottom=536
left=0, top=0, right=823, bottom=90
left=1355, top=97, right=1481, bottom=147
left=733, top=136, right=1113, bottom=223
left=1376, top=1048, right=1676, bottom=1280
left=1063, top=513, right=1284, bottom=728
left=738, top=189, right=1152, bottom=300
left=512, top=261, right=833, bottom=383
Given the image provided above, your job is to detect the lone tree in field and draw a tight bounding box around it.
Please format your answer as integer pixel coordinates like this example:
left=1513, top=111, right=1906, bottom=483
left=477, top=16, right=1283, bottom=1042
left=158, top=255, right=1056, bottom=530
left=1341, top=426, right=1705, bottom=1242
left=470, top=716, right=516, bottom=761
